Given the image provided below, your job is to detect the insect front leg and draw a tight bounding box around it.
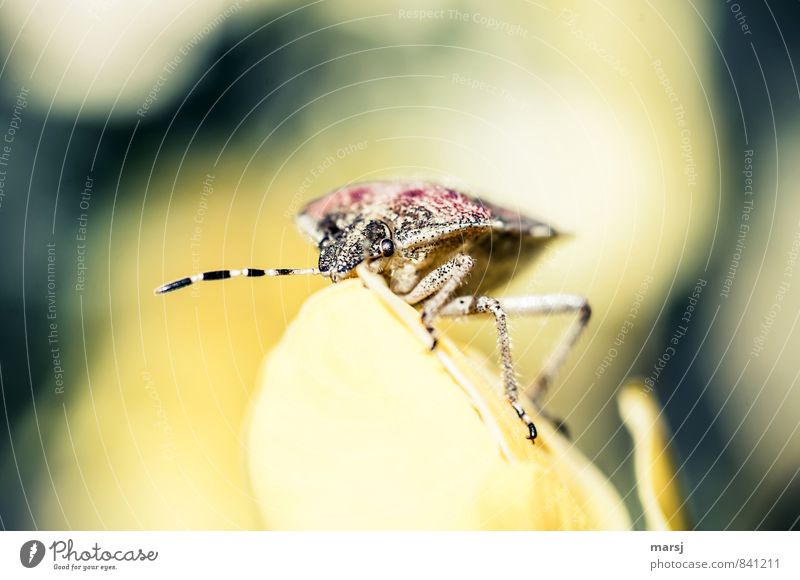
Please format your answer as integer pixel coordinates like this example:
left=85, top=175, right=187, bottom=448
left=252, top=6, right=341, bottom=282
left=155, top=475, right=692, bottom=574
left=400, top=254, right=475, bottom=349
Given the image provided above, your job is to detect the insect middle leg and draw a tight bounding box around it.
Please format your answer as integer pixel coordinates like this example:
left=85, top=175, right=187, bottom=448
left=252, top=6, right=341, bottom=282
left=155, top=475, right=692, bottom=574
left=436, top=295, right=538, bottom=439
left=439, top=293, right=591, bottom=438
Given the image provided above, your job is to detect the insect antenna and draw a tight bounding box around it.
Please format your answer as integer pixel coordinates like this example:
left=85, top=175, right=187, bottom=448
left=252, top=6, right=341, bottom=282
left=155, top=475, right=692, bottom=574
left=154, top=267, right=327, bottom=295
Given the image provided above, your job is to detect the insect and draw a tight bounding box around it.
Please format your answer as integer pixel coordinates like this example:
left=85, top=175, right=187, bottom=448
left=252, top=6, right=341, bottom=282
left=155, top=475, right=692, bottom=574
left=155, top=180, right=590, bottom=441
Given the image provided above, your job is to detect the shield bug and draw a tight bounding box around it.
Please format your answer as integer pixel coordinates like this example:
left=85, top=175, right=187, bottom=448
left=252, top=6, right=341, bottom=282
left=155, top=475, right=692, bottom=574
left=156, top=180, right=590, bottom=441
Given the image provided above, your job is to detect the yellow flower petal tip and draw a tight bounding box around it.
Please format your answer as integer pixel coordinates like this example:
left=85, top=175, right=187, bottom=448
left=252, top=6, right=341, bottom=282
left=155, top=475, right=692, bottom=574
left=246, top=280, right=631, bottom=529
left=619, top=383, right=692, bottom=530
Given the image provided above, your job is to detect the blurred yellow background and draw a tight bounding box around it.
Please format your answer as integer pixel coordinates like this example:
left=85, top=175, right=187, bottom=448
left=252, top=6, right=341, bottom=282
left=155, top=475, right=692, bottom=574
left=1, top=0, right=795, bottom=530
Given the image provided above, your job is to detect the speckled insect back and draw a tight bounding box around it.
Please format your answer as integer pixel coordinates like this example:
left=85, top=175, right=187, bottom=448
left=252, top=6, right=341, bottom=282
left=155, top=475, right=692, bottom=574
left=156, top=180, right=591, bottom=442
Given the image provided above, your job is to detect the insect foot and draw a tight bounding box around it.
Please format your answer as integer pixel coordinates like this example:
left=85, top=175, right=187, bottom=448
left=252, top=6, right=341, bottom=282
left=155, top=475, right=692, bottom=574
left=418, top=309, right=440, bottom=348
left=510, top=400, right=538, bottom=441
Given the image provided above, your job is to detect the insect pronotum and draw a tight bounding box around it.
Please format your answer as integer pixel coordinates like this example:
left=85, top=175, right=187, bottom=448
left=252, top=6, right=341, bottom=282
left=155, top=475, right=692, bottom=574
left=156, top=180, right=591, bottom=442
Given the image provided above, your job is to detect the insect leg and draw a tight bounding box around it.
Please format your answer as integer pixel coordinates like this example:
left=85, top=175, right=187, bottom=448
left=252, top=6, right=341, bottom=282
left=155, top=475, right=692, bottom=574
left=355, top=263, right=438, bottom=349
left=403, top=254, right=475, bottom=348
left=437, top=295, right=538, bottom=440
left=154, top=267, right=324, bottom=294
left=440, top=293, right=590, bottom=406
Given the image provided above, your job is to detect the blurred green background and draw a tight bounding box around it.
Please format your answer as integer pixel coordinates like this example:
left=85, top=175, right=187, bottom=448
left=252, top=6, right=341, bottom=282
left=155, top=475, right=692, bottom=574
left=0, top=0, right=797, bottom=529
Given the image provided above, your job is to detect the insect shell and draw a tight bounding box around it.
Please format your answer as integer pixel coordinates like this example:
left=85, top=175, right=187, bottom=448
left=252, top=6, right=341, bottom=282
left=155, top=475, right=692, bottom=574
left=295, top=180, right=557, bottom=292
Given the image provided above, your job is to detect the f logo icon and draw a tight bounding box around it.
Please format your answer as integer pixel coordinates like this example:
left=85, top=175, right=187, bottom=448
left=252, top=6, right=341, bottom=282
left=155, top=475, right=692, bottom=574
left=20, top=540, right=45, bottom=568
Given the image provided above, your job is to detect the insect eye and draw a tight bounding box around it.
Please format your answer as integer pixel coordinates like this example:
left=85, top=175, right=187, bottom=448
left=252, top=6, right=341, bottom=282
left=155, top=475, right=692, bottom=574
left=380, top=238, right=394, bottom=257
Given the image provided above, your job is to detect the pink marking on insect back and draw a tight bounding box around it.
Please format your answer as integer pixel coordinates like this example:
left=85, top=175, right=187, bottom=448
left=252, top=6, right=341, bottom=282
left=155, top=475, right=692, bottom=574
left=390, top=184, right=493, bottom=225
left=303, top=186, right=376, bottom=220
left=347, top=187, right=369, bottom=202
left=301, top=180, right=492, bottom=226
left=403, top=188, right=425, bottom=199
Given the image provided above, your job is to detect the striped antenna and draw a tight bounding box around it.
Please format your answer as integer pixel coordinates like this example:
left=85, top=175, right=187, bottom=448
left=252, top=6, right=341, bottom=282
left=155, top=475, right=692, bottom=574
left=154, top=267, right=326, bottom=295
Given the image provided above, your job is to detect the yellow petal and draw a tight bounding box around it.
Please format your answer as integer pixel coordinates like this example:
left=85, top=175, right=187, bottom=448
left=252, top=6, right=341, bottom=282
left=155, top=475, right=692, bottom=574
left=246, top=280, right=631, bottom=529
left=619, top=383, right=691, bottom=530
